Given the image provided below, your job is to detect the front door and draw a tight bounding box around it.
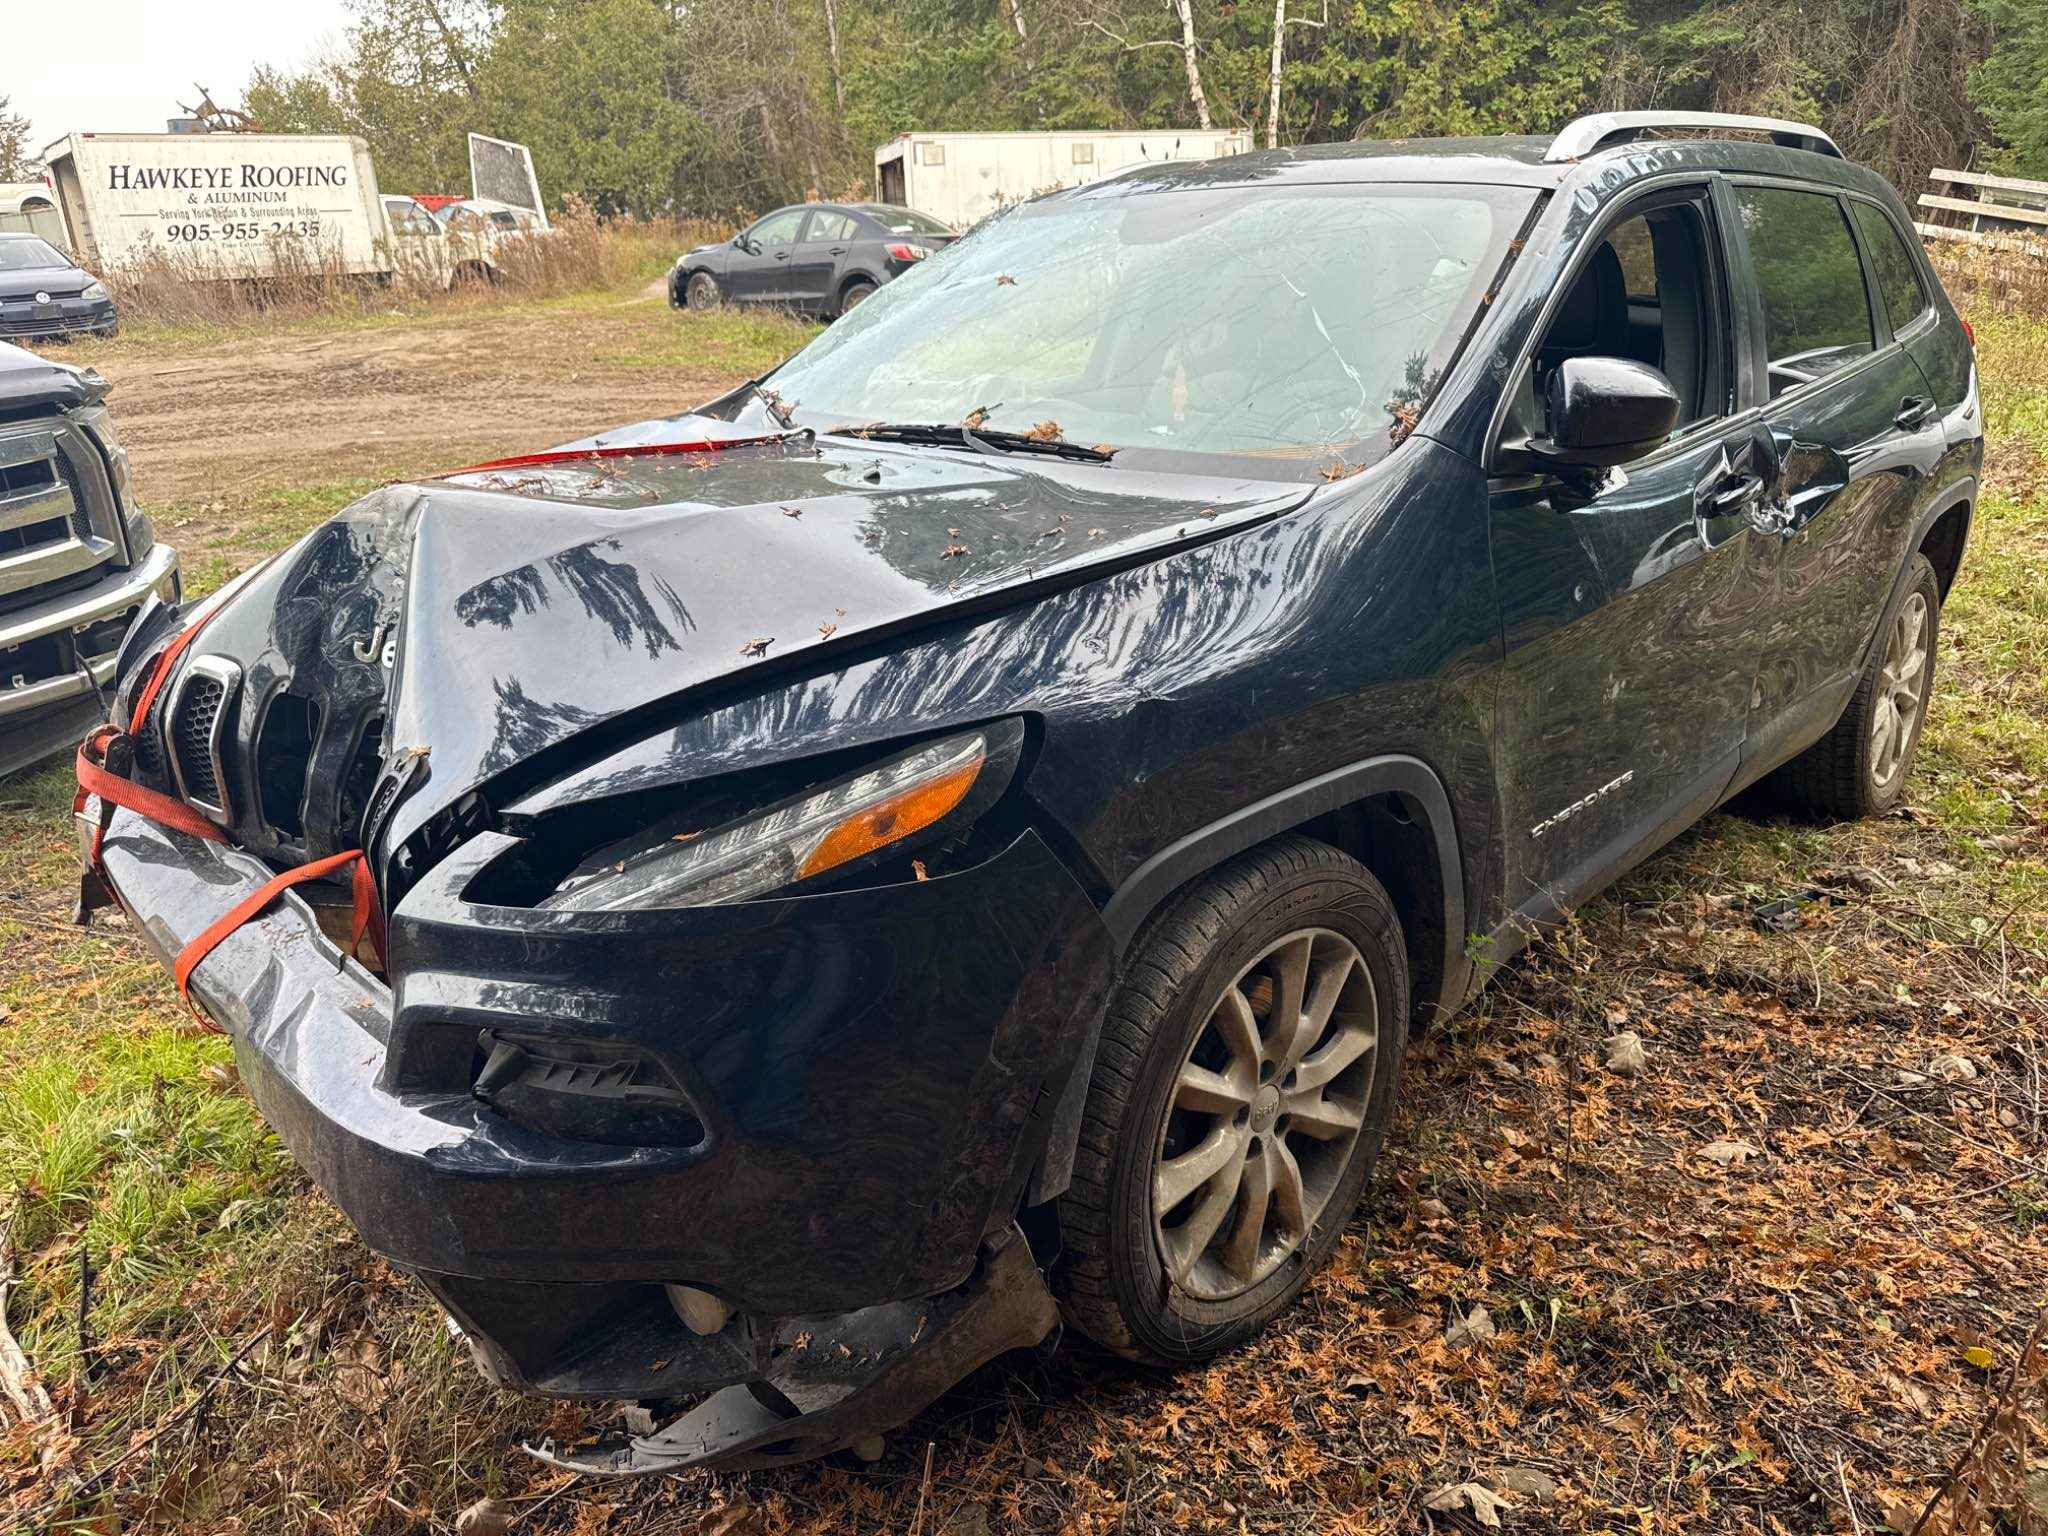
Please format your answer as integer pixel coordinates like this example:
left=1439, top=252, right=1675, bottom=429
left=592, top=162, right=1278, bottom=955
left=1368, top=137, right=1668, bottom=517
left=1725, top=183, right=1946, bottom=758
left=726, top=207, right=807, bottom=304
left=1491, top=181, right=1775, bottom=919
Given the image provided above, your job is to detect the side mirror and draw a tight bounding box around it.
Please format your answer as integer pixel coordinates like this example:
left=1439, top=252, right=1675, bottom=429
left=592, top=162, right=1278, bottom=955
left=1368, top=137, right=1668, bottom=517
left=734, top=234, right=756, bottom=254
left=1506, top=356, right=1680, bottom=471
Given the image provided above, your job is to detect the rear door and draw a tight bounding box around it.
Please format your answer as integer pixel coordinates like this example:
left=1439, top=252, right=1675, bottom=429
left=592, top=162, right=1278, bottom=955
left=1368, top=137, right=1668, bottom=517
left=725, top=207, right=807, bottom=304
left=789, top=209, right=859, bottom=312
left=1490, top=180, right=1776, bottom=917
left=1726, top=182, right=1945, bottom=764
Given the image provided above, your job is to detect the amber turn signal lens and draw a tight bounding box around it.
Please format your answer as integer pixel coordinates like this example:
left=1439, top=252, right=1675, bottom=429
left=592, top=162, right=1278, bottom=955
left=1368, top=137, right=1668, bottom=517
left=798, top=753, right=983, bottom=879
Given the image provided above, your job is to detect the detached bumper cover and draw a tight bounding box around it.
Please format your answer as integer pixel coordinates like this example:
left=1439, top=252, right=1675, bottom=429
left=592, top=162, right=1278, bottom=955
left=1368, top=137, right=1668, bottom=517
left=87, top=804, right=1110, bottom=1402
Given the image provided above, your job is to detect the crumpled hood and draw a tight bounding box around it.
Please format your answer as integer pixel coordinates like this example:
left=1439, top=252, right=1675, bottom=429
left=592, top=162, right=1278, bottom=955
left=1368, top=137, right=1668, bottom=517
left=183, top=416, right=1310, bottom=863
left=0, top=341, right=104, bottom=418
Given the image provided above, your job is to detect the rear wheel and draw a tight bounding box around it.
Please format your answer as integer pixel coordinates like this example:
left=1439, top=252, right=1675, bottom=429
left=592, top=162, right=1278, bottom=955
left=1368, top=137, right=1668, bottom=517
left=1770, top=551, right=1941, bottom=820
left=837, top=280, right=876, bottom=316
left=1054, top=835, right=1407, bottom=1365
left=685, top=272, right=721, bottom=312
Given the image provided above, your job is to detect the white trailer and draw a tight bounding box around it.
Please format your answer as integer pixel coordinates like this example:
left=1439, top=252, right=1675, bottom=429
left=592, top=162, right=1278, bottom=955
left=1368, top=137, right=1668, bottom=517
left=40, top=133, right=389, bottom=278
left=874, top=129, right=1253, bottom=228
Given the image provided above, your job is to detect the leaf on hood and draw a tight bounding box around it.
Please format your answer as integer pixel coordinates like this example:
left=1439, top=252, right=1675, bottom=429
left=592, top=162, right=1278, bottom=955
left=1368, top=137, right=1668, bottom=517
left=818, top=621, right=838, bottom=639
left=1027, top=420, right=1063, bottom=442
left=780, top=505, right=803, bottom=518
left=912, top=859, right=929, bottom=881
left=739, top=636, right=774, bottom=657
left=940, top=542, right=971, bottom=560
left=962, top=405, right=999, bottom=429
left=996, top=274, right=1016, bottom=286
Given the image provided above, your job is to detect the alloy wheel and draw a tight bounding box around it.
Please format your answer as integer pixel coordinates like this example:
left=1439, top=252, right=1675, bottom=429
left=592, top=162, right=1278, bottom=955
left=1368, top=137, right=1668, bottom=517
left=1871, top=590, right=1930, bottom=788
left=1151, top=927, right=1379, bottom=1302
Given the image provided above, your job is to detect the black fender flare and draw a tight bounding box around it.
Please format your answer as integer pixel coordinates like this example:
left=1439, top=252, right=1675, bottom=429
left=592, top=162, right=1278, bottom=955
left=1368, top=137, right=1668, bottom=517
left=1027, top=753, right=1469, bottom=1205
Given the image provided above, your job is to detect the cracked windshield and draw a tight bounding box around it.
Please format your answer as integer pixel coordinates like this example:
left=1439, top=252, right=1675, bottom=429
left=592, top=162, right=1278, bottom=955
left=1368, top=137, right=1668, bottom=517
left=765, top=182, right=1534, bottom=469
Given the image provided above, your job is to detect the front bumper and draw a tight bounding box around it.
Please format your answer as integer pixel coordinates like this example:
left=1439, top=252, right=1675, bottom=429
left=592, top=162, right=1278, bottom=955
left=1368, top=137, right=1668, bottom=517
left=0, top=299, right=118, bottom=338
left=1, top=543, right=178, bottom=776
left=86, top=803, right=1110, bottom=1407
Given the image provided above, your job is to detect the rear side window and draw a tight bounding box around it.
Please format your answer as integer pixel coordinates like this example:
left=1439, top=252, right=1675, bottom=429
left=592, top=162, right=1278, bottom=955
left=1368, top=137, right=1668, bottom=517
left=1734, top=186, right=1876, bottom=396
left=1849, top=201, right=1931, bottom=335
left=810, top=212, right=859, bottom=243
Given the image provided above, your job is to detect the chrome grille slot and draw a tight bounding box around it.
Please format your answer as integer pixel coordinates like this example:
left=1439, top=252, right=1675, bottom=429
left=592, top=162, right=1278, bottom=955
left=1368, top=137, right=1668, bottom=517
left=167, top=657, right=241, bottom=821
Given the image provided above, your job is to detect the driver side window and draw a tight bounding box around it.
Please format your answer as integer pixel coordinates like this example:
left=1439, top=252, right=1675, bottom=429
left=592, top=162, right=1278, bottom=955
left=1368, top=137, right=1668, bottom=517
left=748, top=208, right=807, bottom=248
left=1520, top=189, right=1730, bottom=441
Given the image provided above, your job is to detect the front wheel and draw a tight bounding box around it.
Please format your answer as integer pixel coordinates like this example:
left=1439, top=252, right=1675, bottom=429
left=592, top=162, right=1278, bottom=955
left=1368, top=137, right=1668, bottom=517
left=685, top=272, right=721, bottom=312
left=1054, top=835, right=1408, bottom=1365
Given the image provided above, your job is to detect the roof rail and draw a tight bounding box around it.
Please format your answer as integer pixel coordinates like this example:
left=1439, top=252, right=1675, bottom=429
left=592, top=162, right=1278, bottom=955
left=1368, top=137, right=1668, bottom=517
left=1545, top=111, right=1843, bottom=164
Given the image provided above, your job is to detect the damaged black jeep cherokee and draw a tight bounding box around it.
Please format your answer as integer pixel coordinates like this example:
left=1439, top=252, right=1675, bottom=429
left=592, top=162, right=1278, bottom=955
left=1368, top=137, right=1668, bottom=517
left=79, top=112, right=1981, bottom=1473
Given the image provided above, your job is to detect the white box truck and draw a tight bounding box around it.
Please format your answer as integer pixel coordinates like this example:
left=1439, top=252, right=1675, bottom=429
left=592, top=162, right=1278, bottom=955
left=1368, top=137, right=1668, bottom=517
left=40, top=133, right=389, bottom=278
left=874, top=129, right=1253, bottom=228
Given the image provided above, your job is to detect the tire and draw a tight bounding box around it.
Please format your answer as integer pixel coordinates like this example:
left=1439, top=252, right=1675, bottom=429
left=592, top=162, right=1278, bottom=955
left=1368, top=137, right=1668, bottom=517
left=837, top=280, right=876, bottom=316
left=685, top=272, right=721, bottom=312
left=1770, top=551, right=1941, bottom=820
left=1054, top=834, right=1408, bottom=1365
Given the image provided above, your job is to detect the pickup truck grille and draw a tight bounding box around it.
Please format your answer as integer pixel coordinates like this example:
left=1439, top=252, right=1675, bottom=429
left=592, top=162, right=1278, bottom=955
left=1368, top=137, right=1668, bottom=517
left=0, top=422, right=119, bottom=614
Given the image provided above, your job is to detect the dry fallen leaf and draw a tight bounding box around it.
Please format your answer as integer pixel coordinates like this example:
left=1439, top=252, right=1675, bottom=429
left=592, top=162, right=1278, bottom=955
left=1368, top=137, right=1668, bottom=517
left=1444, top=1305, right=1497, bottom=1349
left=781, top=505, right=803, bottom=518
left=455, top=1497, right=516, bottom=1536
left=940, top=542, right=970, bottom=560
left=739, top=636, right=774, bottom=657
left=912, top=860, right=929, bottom=882
left=818, top=621, right=838, bottom=639
left=996, top=274, right=1016, bottom=286
left=1027, top=420, right=1062, bottom=442
left=1701, top=1139, right=1761, bottom=1167
left=1424, top=1482, right=1509, bottom=1528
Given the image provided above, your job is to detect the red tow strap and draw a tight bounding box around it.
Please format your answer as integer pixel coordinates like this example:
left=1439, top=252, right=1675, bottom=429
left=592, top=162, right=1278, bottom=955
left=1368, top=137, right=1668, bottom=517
left=75, top=599, right=386, bottom=1030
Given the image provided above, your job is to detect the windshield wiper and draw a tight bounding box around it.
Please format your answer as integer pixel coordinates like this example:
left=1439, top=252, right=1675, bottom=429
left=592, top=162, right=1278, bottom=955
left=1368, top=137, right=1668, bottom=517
left=829, top=422, right=1116, bottom=464
left=748, top=380, right=797, bottom=429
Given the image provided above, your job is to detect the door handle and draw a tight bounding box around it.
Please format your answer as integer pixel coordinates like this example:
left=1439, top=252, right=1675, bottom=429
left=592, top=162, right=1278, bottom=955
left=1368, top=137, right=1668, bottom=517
left=1895, top=395, right=1936, bottom=430
left=828, top=246, right=848, bottom=255
left=1697, top=470, right=1764, bottom=517
left=774, top=250, right=791, bottom=261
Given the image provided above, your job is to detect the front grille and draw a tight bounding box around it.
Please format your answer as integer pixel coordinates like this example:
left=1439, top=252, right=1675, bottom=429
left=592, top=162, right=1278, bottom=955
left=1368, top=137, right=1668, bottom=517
left=172, top=675, right=226, bottom=807
left=132, top=694, right=165, bottom=776
left=166, top=658, right=242, bottom=819
left=0, top=454, right=68, bottom=558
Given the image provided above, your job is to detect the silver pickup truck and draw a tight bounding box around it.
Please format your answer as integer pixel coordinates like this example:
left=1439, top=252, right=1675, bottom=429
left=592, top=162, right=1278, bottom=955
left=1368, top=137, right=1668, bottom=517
left=0, top=342, right=177, bottom=777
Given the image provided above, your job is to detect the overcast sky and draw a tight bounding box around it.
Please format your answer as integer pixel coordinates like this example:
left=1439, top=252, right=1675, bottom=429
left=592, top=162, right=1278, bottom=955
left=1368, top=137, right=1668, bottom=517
left=8, top=0, right=352, bottom=156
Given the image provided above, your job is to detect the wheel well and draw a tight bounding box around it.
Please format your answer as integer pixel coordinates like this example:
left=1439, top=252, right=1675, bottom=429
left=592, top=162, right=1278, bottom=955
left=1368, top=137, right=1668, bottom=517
left=839, top=271, right=877, bottom=298
left=1919, top=500, right=1970, bottom=598
left=1295, top=793, right=1448, bottom=1029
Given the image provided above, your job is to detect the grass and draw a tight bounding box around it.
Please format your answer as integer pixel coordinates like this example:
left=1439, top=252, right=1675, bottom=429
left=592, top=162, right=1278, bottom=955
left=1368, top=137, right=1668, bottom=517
left=2, top=266, right=2046, bottom=1534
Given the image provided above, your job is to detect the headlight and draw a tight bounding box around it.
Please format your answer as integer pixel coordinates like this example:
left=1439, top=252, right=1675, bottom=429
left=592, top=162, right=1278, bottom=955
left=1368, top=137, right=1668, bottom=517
left=540, top=726, right=1017, bottom=912
left=82, top=279, right=111, bottom=303
left=76, top=403, right=135, bottom=512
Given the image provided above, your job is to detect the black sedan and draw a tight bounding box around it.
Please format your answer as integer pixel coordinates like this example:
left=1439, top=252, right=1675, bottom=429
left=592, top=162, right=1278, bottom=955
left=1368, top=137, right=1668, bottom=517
left=0, top=234, right=118, bottom=341
left=669, top=202, right=955, bottom=318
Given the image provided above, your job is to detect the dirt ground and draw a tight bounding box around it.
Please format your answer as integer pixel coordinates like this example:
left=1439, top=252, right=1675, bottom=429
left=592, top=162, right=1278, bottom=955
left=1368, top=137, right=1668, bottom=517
left=68, top=297, right=760, bottom=506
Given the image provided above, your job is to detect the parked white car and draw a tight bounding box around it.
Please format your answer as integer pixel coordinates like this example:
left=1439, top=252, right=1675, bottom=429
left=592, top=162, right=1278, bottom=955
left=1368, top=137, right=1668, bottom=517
left=380, top=195, right=502, bottom=289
